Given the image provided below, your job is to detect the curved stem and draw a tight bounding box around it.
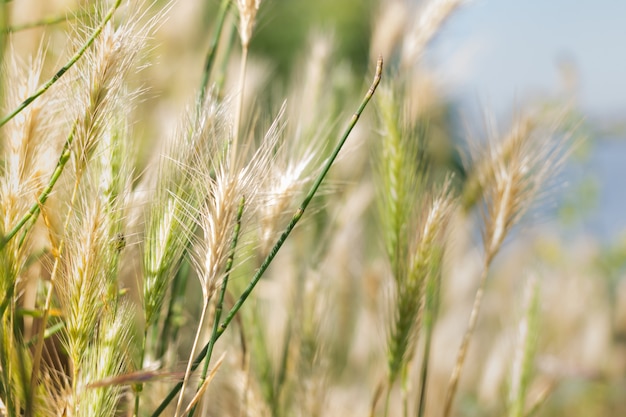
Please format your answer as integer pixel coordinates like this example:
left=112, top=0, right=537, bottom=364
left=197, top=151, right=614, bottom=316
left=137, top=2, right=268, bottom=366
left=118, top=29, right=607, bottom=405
left=149, top=56, right=383, bottom=417
left=0, top=0, right=122, bottom=128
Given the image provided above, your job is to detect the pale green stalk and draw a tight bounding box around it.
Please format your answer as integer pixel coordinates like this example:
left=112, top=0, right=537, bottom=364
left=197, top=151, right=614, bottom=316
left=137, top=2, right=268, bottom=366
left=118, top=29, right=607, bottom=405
left=385, top=183, right=455, bottom=417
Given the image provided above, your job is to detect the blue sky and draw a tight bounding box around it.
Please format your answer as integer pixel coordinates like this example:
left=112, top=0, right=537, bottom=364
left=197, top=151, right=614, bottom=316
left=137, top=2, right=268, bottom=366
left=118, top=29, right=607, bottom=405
left=425, top=0, right=626, bottom=120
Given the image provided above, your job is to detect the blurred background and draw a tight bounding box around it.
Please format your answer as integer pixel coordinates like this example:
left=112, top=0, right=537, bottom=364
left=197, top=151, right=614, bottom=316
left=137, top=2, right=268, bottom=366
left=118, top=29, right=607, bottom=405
left=6, top=0, right=626, bottom=415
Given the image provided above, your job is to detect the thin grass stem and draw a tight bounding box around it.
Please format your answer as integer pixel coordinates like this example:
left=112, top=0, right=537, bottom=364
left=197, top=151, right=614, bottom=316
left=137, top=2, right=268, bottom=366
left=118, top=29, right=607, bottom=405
left=150, top=56, right=383, bottom=417
left=198, top=0, right=232, bottom=105
left=0, top=0, right=122, bottom=128
left=232, top=44, right=248, bottom=167
left=174, top=301, right=210, bottom=417
left=215, top=22, right=237, bottom=96
left=442, top=260, right=489, bottom=417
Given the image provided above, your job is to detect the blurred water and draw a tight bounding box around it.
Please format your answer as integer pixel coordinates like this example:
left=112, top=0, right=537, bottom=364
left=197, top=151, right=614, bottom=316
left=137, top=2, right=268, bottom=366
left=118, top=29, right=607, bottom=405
left=559, top=136, right=626, bottom=242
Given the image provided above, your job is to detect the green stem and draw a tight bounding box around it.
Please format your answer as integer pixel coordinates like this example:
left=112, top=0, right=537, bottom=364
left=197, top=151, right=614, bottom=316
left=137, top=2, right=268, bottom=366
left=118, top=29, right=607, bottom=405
left=198, top=0, right=232, bottom=105
left=0, top=0, right=122, bottom=128
left=232, top=42, right=248, bottom=167
left=149, top=57, right=383, bottom=417
left=0, top=122, right=76, bottom=250
left=215, top=21, right=237, bottom=96
left=188, top=196, right=245, bottom=417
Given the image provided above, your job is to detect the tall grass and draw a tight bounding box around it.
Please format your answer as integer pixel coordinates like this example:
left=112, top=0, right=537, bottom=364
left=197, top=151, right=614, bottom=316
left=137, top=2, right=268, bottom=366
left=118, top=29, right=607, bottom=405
left=0, top=1, right=601, bottom=416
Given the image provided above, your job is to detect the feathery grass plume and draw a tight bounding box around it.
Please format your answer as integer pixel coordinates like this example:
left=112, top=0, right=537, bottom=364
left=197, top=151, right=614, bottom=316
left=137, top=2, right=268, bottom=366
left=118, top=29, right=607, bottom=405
left=443, top=114, right=571, bottom=417
left=508, top=275, right=540, bottom=417
left=141, top=95, right=230, bottom=416
left=376, top=68, right=457, bottom=417
left=475, top=115, right=569, bottom=263
left=27, top=5, right=161, bottom=411
left=0, top=43, right=51, bottom=279
left=175, top=102, right=289, bottom=416
left=141, top=99, right=220, bottom=331
left=400, top=0, right=464, bottom=69
left=376, top=85, right=426, bottom=278
left=68, top=2, right=158, bottom=178
left=0, top=44, right=56, bottom=416
left=461, top=118, right=533, bottom=213
left=0, top=0, right=124, bottom=129
left=236, top=0, right=262, bottom=49
left=56, top=195, right=122, bottom=412
left=77, top=302, right=134, bottom=417
left=254, top=107, right=321, bottom=256
left=385, top=180, right=456, bottom=409
left=174, top=159, right=243, bottom=417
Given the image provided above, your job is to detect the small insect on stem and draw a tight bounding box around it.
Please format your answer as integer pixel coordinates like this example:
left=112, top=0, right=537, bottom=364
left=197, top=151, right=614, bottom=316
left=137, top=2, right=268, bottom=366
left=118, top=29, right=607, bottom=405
left=113, top=232, right=126, bottom=252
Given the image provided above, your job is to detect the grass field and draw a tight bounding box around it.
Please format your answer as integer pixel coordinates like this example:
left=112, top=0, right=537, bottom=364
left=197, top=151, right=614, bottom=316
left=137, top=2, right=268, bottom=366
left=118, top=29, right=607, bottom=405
left=0, top=1, right=623, bottom=416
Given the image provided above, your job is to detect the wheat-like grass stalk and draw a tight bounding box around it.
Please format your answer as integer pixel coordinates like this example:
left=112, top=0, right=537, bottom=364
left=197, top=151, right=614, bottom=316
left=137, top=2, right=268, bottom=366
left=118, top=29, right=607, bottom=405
left=442, top=115, right=571, bottom=417
left=30, top=18, right=151, bottom=416
left=376, top=85, right=423, bottom=279
left=77, top=302, right=134, bottom=417
left=174, top=149, right=250, bottom=417
left=149, top=56, right=382, bottom=417
left=384, top=180, right=456, bottom=416
left=0, top=0, right=123, bottom=129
